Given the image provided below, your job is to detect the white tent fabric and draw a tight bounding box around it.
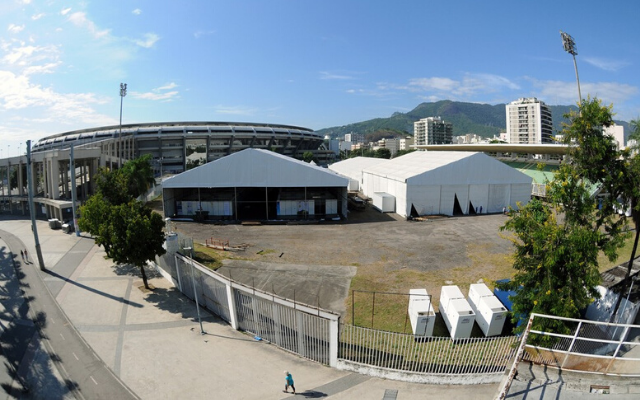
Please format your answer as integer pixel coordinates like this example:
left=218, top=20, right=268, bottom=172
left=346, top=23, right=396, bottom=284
left=361, top=151, right=532, bottom=217
left=163, top=148, right=348, bottom=188
left=328, top=157, right=389, bottom=192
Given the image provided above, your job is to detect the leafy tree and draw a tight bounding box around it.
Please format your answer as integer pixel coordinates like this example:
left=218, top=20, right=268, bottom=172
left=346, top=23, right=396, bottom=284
left=121, top=153, right=156, bottom=198
left=302, top=151, right=314, bottom=163
left=499, top=98, right=628, bottom=336
left=79, top=156, right=165, bottom=289
left=107, top=201, right=166, bottom=289
left=374, top=148, right=391, bottom=159
left=394, top=149, right=416, bottom=158
left=610, top=117, right=640, bottom=319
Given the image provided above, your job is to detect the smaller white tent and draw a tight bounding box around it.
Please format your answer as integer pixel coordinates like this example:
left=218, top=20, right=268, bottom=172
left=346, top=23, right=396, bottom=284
left=162, top=148, right=349, bottom=220
left=328, top=157, right=389, bottom=192
left=361, top=151, right=532, bottom=217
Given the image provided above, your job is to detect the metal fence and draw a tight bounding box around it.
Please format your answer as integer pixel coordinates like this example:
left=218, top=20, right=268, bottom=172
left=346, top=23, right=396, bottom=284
left=339, top=324, right=518, bottom=376
left=522, top=313, right=640, bottom=376
left=235, top=291, right=332, bottom=364
left=162, top=252, right=339, bottom=366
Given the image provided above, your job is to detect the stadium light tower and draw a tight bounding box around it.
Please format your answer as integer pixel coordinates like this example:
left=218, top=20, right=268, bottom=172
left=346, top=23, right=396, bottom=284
left=560, top=30, right=582, bottom=104
left=118, top=82, right=127, bottom=168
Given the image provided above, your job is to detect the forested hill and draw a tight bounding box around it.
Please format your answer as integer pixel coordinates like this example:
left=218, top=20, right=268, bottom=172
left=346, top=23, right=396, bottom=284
left=316, top=100, right=629, bottom=140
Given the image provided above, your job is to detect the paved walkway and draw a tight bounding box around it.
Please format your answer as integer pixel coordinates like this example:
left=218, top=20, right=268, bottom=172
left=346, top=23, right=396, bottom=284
left=0, top=218, right=499, bottom=399
left=3, top=217, right=640, bottom=399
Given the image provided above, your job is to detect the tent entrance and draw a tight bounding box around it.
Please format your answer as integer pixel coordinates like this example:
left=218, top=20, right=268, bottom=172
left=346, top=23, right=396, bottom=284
left=236, top=188, right=267, bottom=220
left=453, top=194, right=464, bottom=216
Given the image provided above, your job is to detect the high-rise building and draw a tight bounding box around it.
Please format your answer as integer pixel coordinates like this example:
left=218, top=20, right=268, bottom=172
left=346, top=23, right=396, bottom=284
left=413, top=117, right=453, bottom=145
left=604, top=124, right=625, bottom=150
left=344, top=132, right=365, bottom=144
left=505, top=98, right=553, bottom=144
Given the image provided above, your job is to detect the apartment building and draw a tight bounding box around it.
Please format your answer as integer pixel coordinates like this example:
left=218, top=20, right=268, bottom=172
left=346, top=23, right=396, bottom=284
left=413, top=117, right=453, bottom=145
left=505, top=98, right=553, bottom=144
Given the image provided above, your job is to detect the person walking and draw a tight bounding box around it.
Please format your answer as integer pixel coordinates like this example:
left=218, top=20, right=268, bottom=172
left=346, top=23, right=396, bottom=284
left=20, top=250, right=24, bottom=261
left=24, top=249, right=29, bottom=263
left=284, top=371, right=295, bottom=394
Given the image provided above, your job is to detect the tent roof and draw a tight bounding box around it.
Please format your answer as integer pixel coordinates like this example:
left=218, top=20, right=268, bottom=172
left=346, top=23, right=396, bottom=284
left=163, top=148, right=348, bottom=188
left=328, top=157, right=389, bottom=181
left=363, top=151, right=532, bottom=185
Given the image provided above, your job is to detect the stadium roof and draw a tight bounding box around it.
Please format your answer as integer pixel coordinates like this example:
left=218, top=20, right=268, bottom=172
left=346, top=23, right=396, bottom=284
left=414, top=143, right=569, bottom=155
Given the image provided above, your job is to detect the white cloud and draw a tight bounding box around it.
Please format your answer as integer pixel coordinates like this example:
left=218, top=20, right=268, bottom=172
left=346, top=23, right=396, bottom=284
left=31, top=13, right=45, bottom=21
left=194, top=30, right=215, bottom=39
left=60, top=8, right=72, bottom=16
left=134, top=33, right=159, bottom=48
left=0, top=70, right=110, bottom=124
left=132, top=9, right=142, bottom=15
left=8, top=24, right=25, bottom=34
left=131, top=83, right=179, bottom=101
left=214, top=105, right=257, bottom=115
left=530, top=78, right=638, bottom=107
left=20, top=0, right=32, bottom=4
left=407, top=77, right=459, bottom=92
left=156, top=82, right=177, bottom=91
left=583, top=57, right=630, bottom=72
left=2, top=44, right=59, bottom=67
left=319, top=71, right=353, bottom=80
left=23, top=62, right=61, bottom=75
left=406, top=73, right=519, bottom=97
left=67, top=12, right=110, bottom=38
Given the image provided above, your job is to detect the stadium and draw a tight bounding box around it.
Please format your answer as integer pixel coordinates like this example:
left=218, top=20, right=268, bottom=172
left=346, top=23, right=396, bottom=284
left=0, top=121, right=333, bottom=221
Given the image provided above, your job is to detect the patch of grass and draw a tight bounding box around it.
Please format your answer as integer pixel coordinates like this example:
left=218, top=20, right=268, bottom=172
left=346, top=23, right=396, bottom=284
left=346, top=242, right=517, bottom=333
left=598, top=232, right=636, bottom=272
left=193, top=243, right=223, bottom=270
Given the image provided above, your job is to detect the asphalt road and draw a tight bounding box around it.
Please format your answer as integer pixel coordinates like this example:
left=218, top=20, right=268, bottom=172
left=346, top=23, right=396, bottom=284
left=0, top=229, right=138, bottom=400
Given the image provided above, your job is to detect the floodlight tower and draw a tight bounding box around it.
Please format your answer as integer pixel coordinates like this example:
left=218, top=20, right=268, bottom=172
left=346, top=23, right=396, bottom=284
left=118, top=82, right=127, bottom=169
left=560, top=31, right=582, bottom=104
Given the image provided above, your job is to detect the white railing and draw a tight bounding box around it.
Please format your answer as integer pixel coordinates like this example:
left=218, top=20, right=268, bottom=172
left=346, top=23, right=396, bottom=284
left=338, top=324, right=518, bottom=384
left=522, top=313, right=640, bottom=376
left=158, top=252, right=339, bottom=366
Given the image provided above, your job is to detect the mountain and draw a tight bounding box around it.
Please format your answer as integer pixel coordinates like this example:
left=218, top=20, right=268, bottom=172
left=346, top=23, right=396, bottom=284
left=316, top=100, right=629, bottom=141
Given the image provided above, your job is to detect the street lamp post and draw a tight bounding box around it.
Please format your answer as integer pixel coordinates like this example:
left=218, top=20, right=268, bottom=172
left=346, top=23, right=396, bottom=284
left=560, top=30, right=582, bottom=104
left=183, top=247, right=205, bottom=335
left=118, top=83, right=127, bottom=169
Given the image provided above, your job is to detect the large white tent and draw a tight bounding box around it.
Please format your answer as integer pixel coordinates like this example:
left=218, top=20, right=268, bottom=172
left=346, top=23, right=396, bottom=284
left=328, top=157, right=389, bottom=191
left=361, top=151, right=532, bottom=217
left=162, top=148, right=349, bottom=220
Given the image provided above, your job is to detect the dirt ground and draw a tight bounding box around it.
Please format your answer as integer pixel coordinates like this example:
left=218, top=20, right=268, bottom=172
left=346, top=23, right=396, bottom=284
left=171, top=205, right=516, bottom=317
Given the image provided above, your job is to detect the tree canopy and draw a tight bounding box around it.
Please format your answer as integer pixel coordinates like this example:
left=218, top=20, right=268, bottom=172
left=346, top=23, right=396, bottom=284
left=499, top=98, right=629, bottom=336
left=79, top=156, right=165, bottom=288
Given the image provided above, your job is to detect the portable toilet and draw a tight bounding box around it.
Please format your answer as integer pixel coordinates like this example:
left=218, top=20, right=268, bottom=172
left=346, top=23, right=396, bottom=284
left=439, top=285, right=476, bottom=340
left=408, top=289, right=436, bottom=337
left=468, top=283, right=508, bottom=337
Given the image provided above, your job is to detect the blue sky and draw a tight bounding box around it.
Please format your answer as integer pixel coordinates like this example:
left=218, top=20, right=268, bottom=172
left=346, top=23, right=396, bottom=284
left=1, top=0, right=639, bottom=157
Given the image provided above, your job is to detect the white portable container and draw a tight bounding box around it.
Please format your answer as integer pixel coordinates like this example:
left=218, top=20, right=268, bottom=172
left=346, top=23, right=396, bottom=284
left=372, top=192, right=395, bottom=213
left=440, top=285, right=476, bottom=340
left=468, top=283, right=507, bottom=337
left=408, top=289, right=435, bottom=337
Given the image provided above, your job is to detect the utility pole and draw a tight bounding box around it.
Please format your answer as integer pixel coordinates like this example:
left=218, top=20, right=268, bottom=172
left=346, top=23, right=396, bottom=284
left=70, top=144, right=80, bottom=236
left=118, top=82, right=127, bottom=169
left=26, top=140, right=46, bottom=270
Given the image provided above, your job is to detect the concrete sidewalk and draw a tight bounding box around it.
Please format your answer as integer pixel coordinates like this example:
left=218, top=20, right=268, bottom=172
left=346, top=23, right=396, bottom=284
left=1, top=218, right=504, bottom=399
left=5, top=217, right=640, bottom=399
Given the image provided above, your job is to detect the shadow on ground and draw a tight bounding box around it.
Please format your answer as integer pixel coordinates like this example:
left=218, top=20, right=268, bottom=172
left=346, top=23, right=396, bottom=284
left=0, top=246, right=76, bottom=398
